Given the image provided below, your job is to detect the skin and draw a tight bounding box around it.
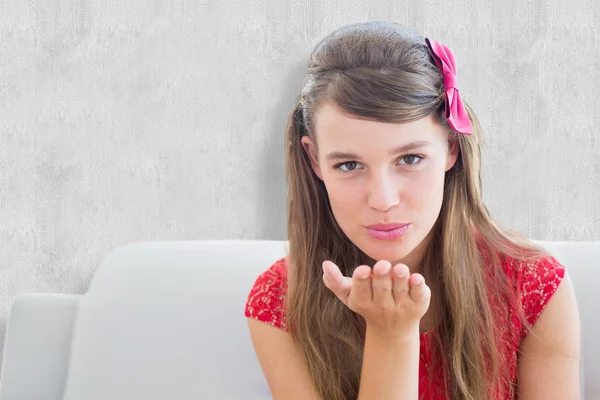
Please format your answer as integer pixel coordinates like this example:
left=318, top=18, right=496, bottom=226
left=247, top=100, right=581, bottom=399
left=302, top=102, right=458, bottom=275
left=302, top=101, right=452, bottom=398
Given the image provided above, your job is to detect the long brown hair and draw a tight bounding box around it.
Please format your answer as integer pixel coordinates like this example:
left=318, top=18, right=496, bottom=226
left=284, top=21, right=548, bottom=400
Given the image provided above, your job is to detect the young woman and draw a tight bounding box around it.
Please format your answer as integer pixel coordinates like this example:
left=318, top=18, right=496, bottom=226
left=244, top=21, right=580, bottom=400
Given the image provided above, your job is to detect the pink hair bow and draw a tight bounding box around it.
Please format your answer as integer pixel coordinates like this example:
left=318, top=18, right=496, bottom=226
left=424, top=38, right=472, bottom=135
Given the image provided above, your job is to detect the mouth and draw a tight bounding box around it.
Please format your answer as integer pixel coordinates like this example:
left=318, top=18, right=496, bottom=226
left=365, top=223, right=411, bottom=241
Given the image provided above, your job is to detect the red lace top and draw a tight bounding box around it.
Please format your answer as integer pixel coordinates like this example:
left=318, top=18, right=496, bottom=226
left=244, top=252, right=565, bottom=399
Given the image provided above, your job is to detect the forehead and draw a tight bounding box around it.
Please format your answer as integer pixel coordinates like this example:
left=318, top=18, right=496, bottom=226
left=313, top=102, right=446, bottom=150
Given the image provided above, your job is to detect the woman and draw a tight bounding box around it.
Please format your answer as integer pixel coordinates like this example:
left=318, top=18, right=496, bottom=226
left=244, top=21, right=580, bottom=399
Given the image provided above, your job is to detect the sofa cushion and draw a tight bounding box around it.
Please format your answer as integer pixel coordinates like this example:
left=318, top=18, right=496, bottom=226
left=62, top=240, right=286, bottom=400
left=0, top=294, right=79, bottom=400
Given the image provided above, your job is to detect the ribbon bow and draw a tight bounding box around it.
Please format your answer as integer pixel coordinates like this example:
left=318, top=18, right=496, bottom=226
left=424, top=38, right=472, bottom=135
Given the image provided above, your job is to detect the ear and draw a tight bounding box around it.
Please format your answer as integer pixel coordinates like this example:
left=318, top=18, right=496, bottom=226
left=300, top=136, right=324, bottom=180
left=445, top=138, right=460, bottom=172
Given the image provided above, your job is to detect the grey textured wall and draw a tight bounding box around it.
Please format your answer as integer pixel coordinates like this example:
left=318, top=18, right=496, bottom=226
left=1, top=1, right=598, bottom=367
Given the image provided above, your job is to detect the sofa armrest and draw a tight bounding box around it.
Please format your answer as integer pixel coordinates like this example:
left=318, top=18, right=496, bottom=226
left=0, top=294, right=80, bottom=400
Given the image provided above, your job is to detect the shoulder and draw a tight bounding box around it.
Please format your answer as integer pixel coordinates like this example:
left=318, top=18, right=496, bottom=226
left=245, top=257, right=320, bottom=399
left=516, top=266, right=580, bottom=398
left=244, top=257, right=289, bottom=331
left=502, top=253, right=567, bottom=329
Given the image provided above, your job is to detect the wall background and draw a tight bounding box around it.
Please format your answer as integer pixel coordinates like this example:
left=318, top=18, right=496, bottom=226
left=1, top=0, right=598, bottom=368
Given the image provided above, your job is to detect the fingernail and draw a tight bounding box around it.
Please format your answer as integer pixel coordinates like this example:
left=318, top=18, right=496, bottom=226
left=354, top=270, right=369, bottom=280
left=378, top=262, right=391, bottom=275
left=395, top=265, right=408, bottom=277
left=414, top=275, right=423, bottom=284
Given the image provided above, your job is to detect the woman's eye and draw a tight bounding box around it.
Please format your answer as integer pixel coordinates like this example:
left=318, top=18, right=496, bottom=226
left=399, top=154, right=423, bottom=166
left=336, top=161, right=362, bottom=172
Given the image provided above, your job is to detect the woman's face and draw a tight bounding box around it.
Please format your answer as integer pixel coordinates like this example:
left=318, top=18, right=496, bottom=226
left=301, top=101, right=458, bottom=270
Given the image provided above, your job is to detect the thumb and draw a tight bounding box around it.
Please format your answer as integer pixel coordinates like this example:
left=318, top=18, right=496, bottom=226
left=322, top=260, right=352, bottom=304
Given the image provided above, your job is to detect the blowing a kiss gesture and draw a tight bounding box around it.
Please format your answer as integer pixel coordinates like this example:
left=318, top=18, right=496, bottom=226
left=321, top=259, right=431, bottom=398
left=322, top=260, right=431, bottom=339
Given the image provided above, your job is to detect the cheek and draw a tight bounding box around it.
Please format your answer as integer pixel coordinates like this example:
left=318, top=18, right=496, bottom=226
left=404, top=168, right=445, bottom=208
left=320, top=174, right=364, bottom=224
left=323, top=178, right=357, bottom=210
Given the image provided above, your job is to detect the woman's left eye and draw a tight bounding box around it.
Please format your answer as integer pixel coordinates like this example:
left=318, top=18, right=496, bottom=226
left=398, top=154, right=424, bottom=166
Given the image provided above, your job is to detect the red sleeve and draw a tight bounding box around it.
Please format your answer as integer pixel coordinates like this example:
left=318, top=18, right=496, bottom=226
left=520, top=255, right=566, bottom=329
left=244, top=257, right=289, bottom=331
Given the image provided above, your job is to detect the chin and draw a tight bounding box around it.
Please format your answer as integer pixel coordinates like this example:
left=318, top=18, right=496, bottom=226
left=356, top=237, right=417, bottom=264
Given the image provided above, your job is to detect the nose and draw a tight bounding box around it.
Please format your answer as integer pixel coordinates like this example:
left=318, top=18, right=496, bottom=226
left=367, top=171, right=400, bottom=212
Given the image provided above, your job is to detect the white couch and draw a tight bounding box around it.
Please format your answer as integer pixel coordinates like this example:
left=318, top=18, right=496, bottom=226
left=0, top=240, right=597, bottom=400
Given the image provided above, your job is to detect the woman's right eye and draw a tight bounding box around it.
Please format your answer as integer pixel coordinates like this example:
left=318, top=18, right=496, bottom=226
left=335, top=161, right=362, bottom=172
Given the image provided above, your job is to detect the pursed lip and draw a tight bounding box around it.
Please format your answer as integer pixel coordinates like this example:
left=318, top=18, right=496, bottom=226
left=365, top=222, right=410, bottom=231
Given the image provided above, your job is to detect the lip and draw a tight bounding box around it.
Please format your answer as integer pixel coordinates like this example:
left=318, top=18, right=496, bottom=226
left=365, top=223, right=409, bottom=231
left=365, top=223, right=411, bottom=241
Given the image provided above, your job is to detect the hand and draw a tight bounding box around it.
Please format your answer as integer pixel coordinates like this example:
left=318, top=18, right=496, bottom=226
left=322, top=260, right=431, bottom=338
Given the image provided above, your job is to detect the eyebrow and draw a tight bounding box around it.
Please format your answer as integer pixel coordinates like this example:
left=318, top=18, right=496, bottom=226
left=324, top=140, right=433, bottom=162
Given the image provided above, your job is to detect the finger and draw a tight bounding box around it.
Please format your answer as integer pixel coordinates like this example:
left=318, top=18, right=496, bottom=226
left=371, top=260, right=393, bottom=308
left=391, top=263, right=410, bottom=302
left=408, top=273, right=431, bottom=307
left=349, top=265, right=372, bottom=307
left=322, top=261, right=352, bottom=303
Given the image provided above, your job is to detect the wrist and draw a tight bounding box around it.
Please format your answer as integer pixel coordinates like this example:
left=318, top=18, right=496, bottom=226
left=365, top=323, right=420, bottom=345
